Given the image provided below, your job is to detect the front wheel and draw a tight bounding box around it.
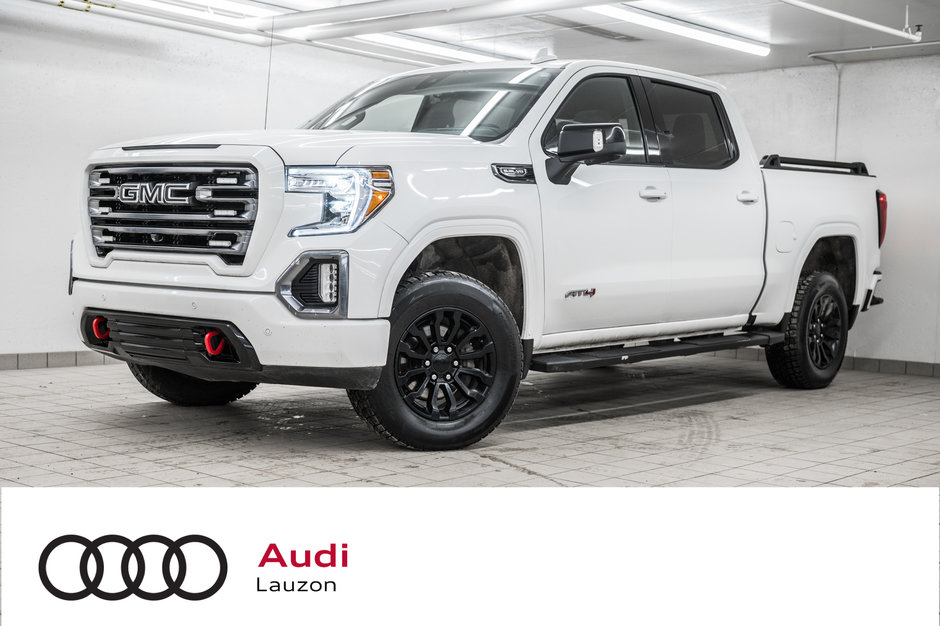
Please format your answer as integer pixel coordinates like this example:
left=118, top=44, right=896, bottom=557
left=128, top=363, right=257, bottom=406
left=765, top=271, right=848, bottom=389
left=348, top=271, right=523, bottom=450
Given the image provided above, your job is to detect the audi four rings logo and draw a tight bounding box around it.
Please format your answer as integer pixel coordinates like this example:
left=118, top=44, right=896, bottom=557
left=38, top=534, right=227, bottom=601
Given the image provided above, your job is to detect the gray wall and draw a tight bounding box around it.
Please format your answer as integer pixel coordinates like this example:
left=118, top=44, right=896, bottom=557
left=710, top=56, right=940, bottom=365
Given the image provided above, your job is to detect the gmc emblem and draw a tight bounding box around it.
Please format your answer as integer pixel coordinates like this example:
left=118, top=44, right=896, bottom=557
left=118, top=182, right=193, bottom=205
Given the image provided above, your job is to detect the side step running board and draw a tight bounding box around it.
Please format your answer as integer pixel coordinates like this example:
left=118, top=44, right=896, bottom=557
left=529, top=331, right=785, bottom=373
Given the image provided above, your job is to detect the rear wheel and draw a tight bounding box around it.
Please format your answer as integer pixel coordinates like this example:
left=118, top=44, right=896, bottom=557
left=765, top=271, right=848, bottom=389
left=128, top=363, right=257, bottom=406
left=348, top=271, right=522, bottom=450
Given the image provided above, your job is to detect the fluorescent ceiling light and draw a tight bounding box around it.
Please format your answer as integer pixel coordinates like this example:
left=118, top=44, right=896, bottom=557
left=310, top=41, right=437, bottom=67
left=353, top=33, right=502, bottom=63
left=780, top=0, right=921, bottom=43
left=585, top=4, right=770, bottom=57
left=118, top=0, right=281, bottom=27
left=278, top=26, right=320, bottom=39
left=200, top=0, right=281, bottom=18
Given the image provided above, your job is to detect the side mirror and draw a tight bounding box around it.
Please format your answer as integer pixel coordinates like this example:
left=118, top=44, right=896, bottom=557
left=546, top=123, right=627, bottom=185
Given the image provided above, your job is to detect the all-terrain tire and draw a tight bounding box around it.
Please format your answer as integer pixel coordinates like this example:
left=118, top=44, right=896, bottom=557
left=128, top=363, right=257, bottom=406
left=765, top=271, right=848, bottom=389
left=347, top=270, right=523, bottom=450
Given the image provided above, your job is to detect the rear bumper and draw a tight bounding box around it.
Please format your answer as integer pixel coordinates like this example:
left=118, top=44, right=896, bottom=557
left=72, top=279, right=389, bottom=389
left=848, top=270, right=883, bottom=329
left=862, top=270, right=884, bottom=311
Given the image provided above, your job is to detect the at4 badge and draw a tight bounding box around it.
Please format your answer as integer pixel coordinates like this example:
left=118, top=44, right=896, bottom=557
left=565, top=288, right=596, bottom=299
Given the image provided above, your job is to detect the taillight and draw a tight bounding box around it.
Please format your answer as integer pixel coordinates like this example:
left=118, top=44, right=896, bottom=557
left=876, top=190, right=887, bottom=248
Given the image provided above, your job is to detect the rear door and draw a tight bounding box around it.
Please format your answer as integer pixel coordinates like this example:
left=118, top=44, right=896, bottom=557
left=532, top=71, right=673, bottom=335
left=641, top=77, right=766, bottom=323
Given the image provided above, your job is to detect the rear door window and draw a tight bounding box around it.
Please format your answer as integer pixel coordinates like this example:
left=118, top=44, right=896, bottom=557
left=643, top=80, right=736, bottom=168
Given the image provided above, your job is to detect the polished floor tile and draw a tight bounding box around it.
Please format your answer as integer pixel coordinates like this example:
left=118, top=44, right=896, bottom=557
left=0, top=356, right=938, bottom=487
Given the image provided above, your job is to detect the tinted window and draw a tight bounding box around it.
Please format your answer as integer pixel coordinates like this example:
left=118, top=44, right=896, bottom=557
left=543, top=75, right=646, bottom=164
left=304, top=68, right=561, bottom=142
left=645, top=81, right=734, bottom=168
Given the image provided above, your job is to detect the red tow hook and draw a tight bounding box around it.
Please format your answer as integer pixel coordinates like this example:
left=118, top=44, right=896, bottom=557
left=204, top=330, right=227, bottom=356
left=92, top=316, right=110, bottom=340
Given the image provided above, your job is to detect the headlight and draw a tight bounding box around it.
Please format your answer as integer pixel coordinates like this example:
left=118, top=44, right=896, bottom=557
left=286, top=166, right=393, bottom=236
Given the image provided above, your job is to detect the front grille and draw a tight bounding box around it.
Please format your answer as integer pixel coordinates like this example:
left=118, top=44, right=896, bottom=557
left=88, top=164, right=258, bottom=264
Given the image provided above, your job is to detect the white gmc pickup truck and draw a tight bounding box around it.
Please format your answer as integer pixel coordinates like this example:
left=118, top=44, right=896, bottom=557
left=71, top=58, right=886, bottom=450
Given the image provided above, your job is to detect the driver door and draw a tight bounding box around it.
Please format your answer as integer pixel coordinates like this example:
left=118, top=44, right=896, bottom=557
left=532, top=71, right=673, bottom=336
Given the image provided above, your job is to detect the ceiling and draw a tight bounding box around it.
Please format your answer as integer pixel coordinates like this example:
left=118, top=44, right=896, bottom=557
left=37, top=0, right=940, bottom=74
left=408, top=0, right=940, bottom=73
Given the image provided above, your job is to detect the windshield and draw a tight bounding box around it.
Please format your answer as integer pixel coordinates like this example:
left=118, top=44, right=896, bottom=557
left=303, top=67, right=562, bottom=141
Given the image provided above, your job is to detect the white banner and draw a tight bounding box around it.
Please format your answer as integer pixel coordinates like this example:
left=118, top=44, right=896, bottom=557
left=3, top=488, right=937, bottom=625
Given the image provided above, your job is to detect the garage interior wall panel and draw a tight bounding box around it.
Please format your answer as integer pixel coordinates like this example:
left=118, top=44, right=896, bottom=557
left=0, top=1, right=408, bottom=355
left=710, top=56, right=940, bottom=366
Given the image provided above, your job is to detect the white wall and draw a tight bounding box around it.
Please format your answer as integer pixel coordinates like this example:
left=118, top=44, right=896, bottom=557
left=1, top=0, right=938, bottom=365
left=0, top=0, right=409, bottom=355
left=710, top=56, right=940, bottom=365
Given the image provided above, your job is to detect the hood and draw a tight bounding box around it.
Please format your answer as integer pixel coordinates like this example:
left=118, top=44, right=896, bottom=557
left=103, top=129, right=484, bottom=165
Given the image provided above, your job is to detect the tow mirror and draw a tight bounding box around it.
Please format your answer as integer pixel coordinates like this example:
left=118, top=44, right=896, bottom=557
left=546, top=123, right=627, bottom=185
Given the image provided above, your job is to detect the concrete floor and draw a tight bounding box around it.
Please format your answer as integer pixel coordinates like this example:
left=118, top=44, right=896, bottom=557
left=0, top=355, right=939, bottom=487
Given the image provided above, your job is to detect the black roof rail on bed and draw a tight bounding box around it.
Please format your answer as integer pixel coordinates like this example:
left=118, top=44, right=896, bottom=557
left=760, top=154, right=869, bottom=176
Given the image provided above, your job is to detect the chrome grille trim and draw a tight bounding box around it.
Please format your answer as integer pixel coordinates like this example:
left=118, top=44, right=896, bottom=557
left=88, top=164, right=258, bottom=264
left=89, top=209, right=256, bottom=223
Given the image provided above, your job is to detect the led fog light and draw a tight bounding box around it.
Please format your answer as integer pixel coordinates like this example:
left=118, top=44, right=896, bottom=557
left=318, top=262, right=339, bottom=305
left=276, top=252, right=349, bottom=319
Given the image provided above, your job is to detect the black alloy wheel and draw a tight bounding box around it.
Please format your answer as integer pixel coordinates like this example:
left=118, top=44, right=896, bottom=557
left=394, top=307, right=496, bottom=422
left=128, top=363, right=257, bottom=405
left=347, top=271, right=523, bottom=450
left=805, top=292, right=842, bottom=369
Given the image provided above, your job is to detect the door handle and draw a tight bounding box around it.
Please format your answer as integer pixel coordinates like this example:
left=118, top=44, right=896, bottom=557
left=737, top=191, right=760, bottom=204
left=639, top=186, right=668, bottom=201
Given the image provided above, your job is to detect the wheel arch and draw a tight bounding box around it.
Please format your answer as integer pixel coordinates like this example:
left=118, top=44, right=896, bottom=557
left=799, top=235, right=857, bottom=304
left=379, top=222, right=542, bottom=338
left=787, top=225, right=862, bottom=311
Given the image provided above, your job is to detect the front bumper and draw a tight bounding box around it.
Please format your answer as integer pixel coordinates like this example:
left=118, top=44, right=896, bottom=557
left=72, top=279, right=389, bottom=389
